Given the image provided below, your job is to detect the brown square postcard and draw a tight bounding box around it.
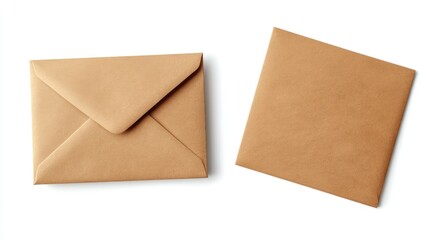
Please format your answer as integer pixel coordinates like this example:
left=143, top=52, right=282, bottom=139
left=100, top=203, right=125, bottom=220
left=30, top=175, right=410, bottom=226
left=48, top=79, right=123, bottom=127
left=236, top=27, right=415, bottom=207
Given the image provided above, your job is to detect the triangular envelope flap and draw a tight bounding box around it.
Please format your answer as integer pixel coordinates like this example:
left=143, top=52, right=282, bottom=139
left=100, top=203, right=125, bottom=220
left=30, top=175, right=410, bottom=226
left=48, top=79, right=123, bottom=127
left=31, top=53, right=202, bottom=134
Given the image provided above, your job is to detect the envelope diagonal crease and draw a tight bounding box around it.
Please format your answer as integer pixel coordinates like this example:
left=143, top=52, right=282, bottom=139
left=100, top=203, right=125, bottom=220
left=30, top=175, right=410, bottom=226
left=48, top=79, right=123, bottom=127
left=31, top=53, right=203, bottom=134
left=34, top=117, right=207, bottom=184
left=30, top=53, right=207, bottom=183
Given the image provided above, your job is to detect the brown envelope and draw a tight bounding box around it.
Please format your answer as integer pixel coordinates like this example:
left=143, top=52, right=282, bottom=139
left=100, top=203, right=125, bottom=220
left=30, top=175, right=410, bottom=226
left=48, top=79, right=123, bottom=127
left=236, top=28, right=415, bottom=207
left=30, top=53, right=207, bottom=184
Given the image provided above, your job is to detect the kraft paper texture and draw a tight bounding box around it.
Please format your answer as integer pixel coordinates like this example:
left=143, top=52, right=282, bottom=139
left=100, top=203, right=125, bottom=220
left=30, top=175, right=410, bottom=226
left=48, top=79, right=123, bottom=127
left=236, top=28, right=415, bottom=207
left=31, top=53, right=207, bottom=184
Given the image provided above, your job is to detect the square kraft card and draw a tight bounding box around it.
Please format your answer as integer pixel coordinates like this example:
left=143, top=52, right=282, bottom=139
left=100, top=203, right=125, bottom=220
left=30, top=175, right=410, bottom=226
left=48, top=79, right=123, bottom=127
left=31, top=53, right=207, bottom=184
left=236, top=28, right=415, bottom=207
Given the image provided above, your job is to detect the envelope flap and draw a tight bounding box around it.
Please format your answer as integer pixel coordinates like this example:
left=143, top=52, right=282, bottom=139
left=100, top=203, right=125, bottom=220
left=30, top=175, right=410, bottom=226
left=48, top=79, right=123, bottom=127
left=31, top=53, right=202, bottom=134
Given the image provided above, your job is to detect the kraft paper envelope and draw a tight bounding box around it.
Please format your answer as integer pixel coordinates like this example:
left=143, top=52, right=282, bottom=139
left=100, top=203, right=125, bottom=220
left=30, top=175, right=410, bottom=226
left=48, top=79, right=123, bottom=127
left=236, top=28, right=415, bottom=207
left=31, top=53, right=207, bottom=184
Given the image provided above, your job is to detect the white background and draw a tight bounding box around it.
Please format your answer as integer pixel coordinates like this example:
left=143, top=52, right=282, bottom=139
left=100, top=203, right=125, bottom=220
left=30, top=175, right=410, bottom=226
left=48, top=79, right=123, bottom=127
left=1, top=0, right=428, bottom=239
